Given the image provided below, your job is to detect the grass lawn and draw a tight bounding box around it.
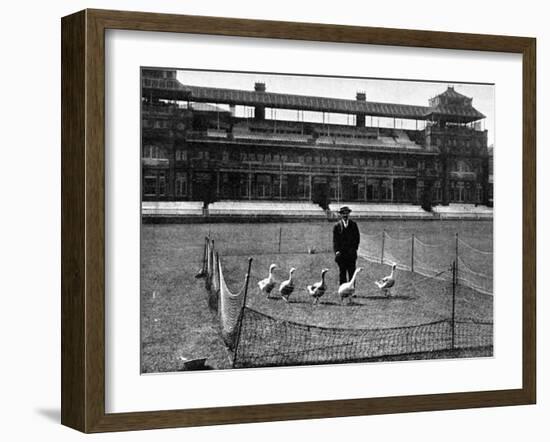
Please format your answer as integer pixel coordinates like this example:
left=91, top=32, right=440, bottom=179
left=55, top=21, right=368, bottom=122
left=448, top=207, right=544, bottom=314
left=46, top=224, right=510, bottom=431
left=141, top=220, right=493, bottom=373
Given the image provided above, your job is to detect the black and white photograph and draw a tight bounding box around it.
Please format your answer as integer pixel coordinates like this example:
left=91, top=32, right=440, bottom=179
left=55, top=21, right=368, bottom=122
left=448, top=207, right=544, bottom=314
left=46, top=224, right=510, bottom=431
left=140, top=68, right=494, bottom=373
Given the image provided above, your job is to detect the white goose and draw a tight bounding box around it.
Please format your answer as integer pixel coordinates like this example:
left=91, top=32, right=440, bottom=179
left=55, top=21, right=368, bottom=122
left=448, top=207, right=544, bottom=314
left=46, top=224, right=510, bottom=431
left=258, top=264, right=277, bottom=298
left=338, top=268, right=362, bottom=304
left=375, top=263, right=397, bottom=296
left=279, top=268, right=296, bottom=302
left=307, top=269, right=329, bottom=304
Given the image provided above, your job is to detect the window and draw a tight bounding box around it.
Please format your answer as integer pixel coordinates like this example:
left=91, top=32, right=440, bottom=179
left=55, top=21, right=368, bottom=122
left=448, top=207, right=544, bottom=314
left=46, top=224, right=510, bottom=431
left=240, top=175, right=249, bottom=198
left=144, top=174, right=157, bottom=196
left=143, top=171, right=166, bottom=197
left=380, top=179, right=392, bottom=201
left=451, top=181, right=465, bottom=202
left=175, top=150, right=188, bottom=161
left=433, top=181, right=442, bottom=202
left=329, top=178, right=339, bottom=200
left=255, top=174, right=272, bottom=198
left=175, top=172, right=187, bottom=197
left=153, top=119, right=168, bottom=129
left=158, top=172, right=166, bottom=196
left=296, top=176, right=310, bottom=199
left=367, top=179, right=379, bottom=201
left=465, top=182, right=474, bottom=202
left=350, top=177, right=364, bottom=201
left=476, top=184, right=483, bottom=203
left=273, top=175, right=288, bottom=198
left=144, top=145, right=161, bottom=159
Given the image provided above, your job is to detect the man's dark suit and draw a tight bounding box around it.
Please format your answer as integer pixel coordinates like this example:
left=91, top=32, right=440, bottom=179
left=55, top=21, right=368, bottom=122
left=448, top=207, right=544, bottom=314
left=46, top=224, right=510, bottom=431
left=333, top=219, right=361, bottom=285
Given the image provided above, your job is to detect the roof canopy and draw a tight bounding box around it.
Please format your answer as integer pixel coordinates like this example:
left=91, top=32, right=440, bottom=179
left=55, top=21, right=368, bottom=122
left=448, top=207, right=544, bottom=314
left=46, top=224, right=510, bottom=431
left=426, top=86, right=485, bottom=121
left=142, top=77, right=485, bottom=122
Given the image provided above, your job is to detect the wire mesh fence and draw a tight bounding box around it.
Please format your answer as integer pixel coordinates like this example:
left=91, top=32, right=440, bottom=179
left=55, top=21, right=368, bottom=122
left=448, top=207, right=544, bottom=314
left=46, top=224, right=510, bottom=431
left=198, top=235, right=493, bottom=369
left=208, top=223, right=493, bottom=296
left=359, top=231, right=493, bottom=295
left=233, top=307, right=493, bottom=368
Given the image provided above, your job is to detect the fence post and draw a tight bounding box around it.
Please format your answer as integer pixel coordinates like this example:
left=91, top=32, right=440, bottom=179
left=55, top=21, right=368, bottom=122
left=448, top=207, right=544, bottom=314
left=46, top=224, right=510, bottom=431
left=381, top=230, right=386, bottom=264
left=205, top=238, right=213, bottom=291
left=411, top=233, right=415, bottom=273
left=455, top=232, right=458, bottom=272
left=233, top=257, right=253, bottom=369
left=195, top=236, right=209, bottom=278
left=210, top=240, right=216, bottom=288
left=451, top=260, right=457, bottom=350
left=202, top=236, right=208, bottom=271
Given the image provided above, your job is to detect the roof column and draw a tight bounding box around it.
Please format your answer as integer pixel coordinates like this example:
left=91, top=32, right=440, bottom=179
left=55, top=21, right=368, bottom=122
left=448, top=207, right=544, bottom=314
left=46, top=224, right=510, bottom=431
left=355, top=92, right=366, bottom=127
left=254, top=82, right=266, bottom=120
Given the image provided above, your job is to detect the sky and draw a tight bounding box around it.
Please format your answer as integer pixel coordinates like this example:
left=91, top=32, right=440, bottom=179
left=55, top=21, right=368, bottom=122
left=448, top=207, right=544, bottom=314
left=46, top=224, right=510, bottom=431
left=175, top=69, right=495, bottom=146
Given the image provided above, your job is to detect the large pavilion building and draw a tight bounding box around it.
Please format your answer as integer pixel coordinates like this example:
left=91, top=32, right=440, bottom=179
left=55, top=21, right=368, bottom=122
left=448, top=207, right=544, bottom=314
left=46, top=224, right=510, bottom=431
left=141, top=69, right=490, bottom=209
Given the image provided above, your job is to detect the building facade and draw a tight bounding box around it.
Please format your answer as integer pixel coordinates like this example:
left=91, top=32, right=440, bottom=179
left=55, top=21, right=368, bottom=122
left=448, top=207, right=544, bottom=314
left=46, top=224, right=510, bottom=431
left=141, top=69, right=490, bottom=207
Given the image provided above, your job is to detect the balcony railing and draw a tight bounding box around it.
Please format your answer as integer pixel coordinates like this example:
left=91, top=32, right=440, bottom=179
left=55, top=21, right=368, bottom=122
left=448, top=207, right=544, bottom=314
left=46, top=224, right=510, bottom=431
left=426, top=125, right=486, bottom=135
left=449, top=171, right=477, bottom=180
left=142, top=158, right=169, bottom=167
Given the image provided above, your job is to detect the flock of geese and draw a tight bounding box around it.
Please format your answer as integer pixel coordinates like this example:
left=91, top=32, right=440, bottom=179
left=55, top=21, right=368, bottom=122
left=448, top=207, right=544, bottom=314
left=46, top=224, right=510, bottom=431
left=258, top=262, right=397, bottom=305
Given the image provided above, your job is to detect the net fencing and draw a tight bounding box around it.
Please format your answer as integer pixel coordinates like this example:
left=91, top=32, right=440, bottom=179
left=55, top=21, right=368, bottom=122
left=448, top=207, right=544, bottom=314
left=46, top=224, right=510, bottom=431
left=212, top=226, right=492, bottom=297
left=198, top=237, right=253, bottom=350
left=382, top=232, right=413, bottom=271
left=218, top=258, right=249, bottom=349
left=358, top=231, right=493, bottom=295
left=234, top=307, right=493, bottom=368
left=198, top=235, right=492, bottom=369
left=213, top=223, right=335, bottom=257
left=456, top=238, right=493, bottom=295
left=198, top=237, right=221, bottom=311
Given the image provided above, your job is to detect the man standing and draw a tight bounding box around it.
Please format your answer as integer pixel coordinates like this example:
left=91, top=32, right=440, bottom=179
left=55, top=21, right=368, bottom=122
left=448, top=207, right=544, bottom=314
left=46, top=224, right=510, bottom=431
left=333, top=206, right=361, bottom=285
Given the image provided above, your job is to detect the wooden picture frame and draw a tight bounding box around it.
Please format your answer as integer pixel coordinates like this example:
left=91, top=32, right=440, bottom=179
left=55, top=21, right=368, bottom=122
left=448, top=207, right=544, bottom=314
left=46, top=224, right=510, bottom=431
left=61, top=9, right=536, bottom=433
